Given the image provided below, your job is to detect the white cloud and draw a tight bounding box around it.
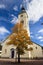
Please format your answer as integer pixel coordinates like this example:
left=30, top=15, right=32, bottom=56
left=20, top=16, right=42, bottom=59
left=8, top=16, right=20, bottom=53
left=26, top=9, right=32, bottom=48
left=37, top=36, right=43, bottom=39
left=38, top=29, right=43, bottom=33
left=0, top=4, right=5, bottom=8
left=40, top=40, right=43, bottom=42
left=0, top=27, right=10, bottom=35
left=13, top=5, right=18, bottom=11
left=11, top=14, right=14, bottom=17
left=11, top=15, right=18, bottom=24
left=20, top=4, right=22, bottom=8
left=26, top=0, right=43, bottom=22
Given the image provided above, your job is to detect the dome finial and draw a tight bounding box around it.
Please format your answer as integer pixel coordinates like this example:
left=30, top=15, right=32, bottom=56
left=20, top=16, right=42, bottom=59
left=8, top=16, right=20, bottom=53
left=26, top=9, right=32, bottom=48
left=21, top=0, right=25, bottom=11
left=19, top=4, right=27, bottom=14
left=21, top=5, right=25, bottom=11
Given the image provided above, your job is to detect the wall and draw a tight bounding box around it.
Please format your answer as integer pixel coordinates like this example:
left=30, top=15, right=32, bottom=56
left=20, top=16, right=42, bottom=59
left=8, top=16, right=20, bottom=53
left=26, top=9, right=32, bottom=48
left=31, top=43, right=43, bottom=58
left=1, top=39, right=43, bottom=59
left=1, top=39, right=16, bottom=58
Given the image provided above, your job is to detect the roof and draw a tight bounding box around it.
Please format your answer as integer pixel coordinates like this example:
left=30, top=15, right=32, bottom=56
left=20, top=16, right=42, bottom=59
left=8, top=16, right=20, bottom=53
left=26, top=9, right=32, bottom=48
left=31, top=40, right=43, bottom=48
left=19, top=6, right=27, bottom=15
left=21, top=6, right=25, bottom=11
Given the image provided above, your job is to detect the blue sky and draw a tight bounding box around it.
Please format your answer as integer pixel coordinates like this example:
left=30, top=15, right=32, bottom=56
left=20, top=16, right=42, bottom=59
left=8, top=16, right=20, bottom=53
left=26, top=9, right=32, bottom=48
left=0, top=0, right=43, bottom=46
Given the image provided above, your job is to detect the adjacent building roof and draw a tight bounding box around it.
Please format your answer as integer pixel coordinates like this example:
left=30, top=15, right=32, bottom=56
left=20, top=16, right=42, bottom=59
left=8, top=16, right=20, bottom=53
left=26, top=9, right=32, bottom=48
left=31, top=41, right=43, bottom=49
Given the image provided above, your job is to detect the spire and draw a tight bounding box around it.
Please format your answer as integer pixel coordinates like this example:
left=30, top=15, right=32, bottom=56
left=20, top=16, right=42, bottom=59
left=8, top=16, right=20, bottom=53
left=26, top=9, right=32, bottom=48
left=21, top=6, right=25, bottom=11
left=19, top=5, right=27, bottom=14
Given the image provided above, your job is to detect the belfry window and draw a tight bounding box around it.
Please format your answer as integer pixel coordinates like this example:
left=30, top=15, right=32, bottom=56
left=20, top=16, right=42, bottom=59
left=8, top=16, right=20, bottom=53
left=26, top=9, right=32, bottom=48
left=21, top=15, right=23, bottom=17
left=21, top=20, right=24, bottom=24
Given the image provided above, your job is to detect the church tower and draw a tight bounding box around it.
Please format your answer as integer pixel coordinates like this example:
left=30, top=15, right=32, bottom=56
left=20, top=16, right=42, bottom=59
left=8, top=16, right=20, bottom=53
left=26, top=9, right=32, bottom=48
left=18, top=6, right=30, bottom=36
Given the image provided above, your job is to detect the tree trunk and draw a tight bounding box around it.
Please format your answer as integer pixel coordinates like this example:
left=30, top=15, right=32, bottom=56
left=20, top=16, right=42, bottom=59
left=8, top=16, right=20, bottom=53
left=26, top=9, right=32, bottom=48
left=18, top=49, right=20, bottom=63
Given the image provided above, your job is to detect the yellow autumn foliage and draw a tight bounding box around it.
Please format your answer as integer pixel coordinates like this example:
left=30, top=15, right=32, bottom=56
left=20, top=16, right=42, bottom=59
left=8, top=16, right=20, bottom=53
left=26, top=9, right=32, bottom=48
left=7, top=22, right=33, bottom=55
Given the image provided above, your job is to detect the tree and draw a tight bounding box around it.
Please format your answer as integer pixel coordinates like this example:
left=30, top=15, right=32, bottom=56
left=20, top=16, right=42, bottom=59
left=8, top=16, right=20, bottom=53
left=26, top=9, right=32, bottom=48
left=7, top=23, right=33, bottom=63
left=12, top=23, right=23, bottom=33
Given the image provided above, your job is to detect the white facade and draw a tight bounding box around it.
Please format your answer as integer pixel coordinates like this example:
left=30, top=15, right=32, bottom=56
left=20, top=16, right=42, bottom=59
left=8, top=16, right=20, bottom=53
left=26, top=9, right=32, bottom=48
left=1, top=7, right=43, bottom=59
left=19, top=43, right=43, bottom=58
left=1, top=38, right=43, bottom=58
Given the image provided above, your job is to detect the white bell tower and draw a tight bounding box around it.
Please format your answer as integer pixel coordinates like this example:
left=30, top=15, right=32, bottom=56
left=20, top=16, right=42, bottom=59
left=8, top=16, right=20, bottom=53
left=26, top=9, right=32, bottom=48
left=18, top=6, right=30, bottom=36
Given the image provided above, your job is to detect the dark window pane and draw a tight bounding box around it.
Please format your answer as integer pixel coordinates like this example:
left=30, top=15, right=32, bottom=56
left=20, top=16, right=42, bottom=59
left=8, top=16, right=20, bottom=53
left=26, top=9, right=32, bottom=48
left=21, top=15, right=23, bottom=17
left=36, top=47, right=37, bottom=49
left=21, top=20, right=24, bottom=24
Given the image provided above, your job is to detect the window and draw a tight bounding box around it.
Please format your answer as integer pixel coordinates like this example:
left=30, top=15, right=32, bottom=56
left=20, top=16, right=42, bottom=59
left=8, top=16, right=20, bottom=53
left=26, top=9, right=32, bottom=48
left=36, top=47, right=37, bottom=49
left=21, top=20, right=24, bottom=24
left=21, top=15, right=23, bottom=17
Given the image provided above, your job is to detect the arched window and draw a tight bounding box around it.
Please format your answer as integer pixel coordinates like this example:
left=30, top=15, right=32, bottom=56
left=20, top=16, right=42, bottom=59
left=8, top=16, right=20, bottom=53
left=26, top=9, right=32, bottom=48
left=21, top=15, right=23, bottom=17
left=21, top=20, right=24, bottom=24
left=11, top=48, right=15, bottom=58
left=36, top=47, right=37, bottom=49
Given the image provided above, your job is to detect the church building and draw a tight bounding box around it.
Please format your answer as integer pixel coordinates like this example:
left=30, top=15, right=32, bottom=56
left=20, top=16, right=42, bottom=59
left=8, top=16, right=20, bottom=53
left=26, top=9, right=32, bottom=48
left=1, top=7, right=43, bottom=59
